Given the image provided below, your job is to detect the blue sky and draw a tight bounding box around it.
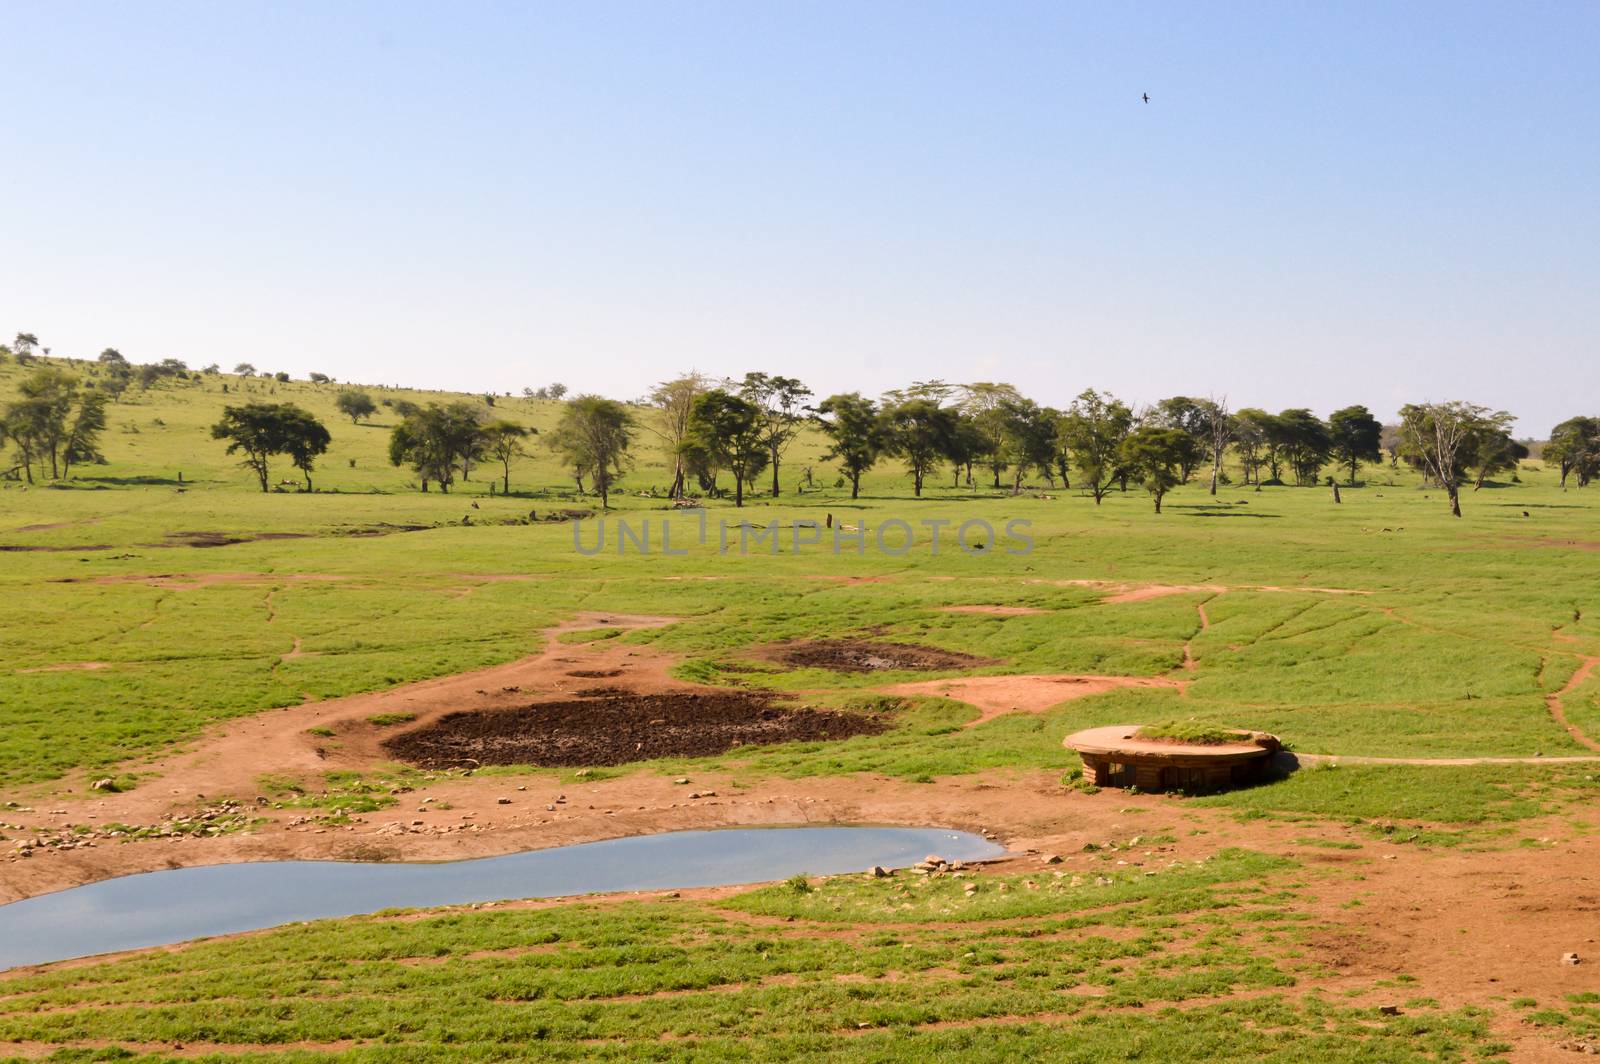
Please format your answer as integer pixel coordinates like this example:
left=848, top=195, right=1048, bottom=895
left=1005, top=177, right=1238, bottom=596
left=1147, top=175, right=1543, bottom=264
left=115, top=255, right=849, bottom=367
left=3, top=2, right=1595, bottom=430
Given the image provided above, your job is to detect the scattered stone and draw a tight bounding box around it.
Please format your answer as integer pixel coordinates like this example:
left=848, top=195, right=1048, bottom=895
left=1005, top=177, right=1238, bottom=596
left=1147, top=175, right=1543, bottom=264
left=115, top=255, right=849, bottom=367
left=1041, top=854, right=1063, bottom=865
left=89, top=778, right=115, bottom=791
left=868, top=865, right=890, bottom=878
left=1379, top=1005, right=1402, bottom=1016
left=496, top=798, right=511, bottom=805
left=1562, top=952, right=1582, bottom=966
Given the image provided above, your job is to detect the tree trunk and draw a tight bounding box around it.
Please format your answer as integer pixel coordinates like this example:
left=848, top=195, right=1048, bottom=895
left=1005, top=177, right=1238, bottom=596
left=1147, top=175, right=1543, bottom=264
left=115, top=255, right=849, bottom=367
left=1448, top=484, right=1461, bottom=517
left=851, top=473, right=860, bottom=499
left=1153, top=492, right=1163, bottom=513
left=503, top=467, right=511, bottom=495
left=770, top=446, right=780, bottom=498
left=914, top=470, right=923, bottom=497
left=1331, top=482, right=1341, bottom=504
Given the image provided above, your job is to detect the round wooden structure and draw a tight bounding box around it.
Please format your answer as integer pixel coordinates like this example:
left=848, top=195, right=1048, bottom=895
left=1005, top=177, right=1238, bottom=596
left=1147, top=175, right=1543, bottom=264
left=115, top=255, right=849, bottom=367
left=1064, top=725, right=1281, bottom=793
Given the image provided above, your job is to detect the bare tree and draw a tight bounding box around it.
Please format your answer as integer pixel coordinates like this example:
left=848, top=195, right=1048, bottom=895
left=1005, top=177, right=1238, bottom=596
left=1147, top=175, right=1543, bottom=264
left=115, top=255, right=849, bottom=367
left=1200, top=396, right=1233, bottom=496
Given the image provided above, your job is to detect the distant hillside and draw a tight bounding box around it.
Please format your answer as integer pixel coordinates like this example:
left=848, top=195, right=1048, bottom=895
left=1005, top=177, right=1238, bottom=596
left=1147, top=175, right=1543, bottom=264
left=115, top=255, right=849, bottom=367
left=0, top=356, right=837, bottom=498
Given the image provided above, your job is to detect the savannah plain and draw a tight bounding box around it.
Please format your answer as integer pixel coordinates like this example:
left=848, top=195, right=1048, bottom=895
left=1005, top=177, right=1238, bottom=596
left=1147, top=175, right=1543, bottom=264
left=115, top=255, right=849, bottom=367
left=2, top=359, right=1599, bottom=1062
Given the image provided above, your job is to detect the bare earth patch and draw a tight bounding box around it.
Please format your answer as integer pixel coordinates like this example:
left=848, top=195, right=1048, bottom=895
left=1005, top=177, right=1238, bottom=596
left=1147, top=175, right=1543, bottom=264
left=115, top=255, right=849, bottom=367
left=1101, top=584, right=1226, bottom=604
left=771, top=639, right=991, bottom=673
left=934, top=605, right=1048, bottom=616
left=883, top=674, right=1187, bottom=727
left=383, top=691, right=886, bottom=768
left=16, top=662, right=111, bottom=674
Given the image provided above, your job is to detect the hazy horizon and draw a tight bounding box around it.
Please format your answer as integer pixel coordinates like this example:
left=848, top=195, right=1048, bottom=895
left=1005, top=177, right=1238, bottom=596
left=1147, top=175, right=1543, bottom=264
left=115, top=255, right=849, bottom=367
left=3, top=2, right=1596, bottom=432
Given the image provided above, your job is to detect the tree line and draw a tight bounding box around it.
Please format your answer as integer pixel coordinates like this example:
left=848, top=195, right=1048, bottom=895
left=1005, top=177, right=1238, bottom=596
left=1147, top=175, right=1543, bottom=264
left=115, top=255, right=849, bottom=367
left=607, top=375, right=1566, bottom=517
left=6, top=334, right=1595, bottom=515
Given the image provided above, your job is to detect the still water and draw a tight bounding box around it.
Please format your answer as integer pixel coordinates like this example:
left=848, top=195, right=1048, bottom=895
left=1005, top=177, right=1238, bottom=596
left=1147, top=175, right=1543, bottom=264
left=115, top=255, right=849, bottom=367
left=0, top=826, right=1002, bottom=968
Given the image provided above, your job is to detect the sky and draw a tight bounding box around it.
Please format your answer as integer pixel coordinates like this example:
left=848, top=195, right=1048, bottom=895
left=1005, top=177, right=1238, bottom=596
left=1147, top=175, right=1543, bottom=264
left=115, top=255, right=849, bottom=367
left=2, top=1, right=1596, bottom=431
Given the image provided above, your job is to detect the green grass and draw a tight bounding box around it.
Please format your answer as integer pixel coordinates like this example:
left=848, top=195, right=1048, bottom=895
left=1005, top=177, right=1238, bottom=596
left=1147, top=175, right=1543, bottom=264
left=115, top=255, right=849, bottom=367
left=1136, top=720, right=1253, bottom=745
left=3, top=360, right=1592, bottom=1058
left=0, top=849, right=1507, bottom=1061
left=2, top=358, right=1598, bottom=818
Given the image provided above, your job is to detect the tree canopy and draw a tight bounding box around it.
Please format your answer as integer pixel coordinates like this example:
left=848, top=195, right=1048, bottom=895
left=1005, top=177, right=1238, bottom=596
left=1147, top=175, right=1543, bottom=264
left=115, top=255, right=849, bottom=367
left=211, top=403, right=330, bottom=492
left=814, top=392, right=883, bottom=499
left=548, top=396, right=634, bottom=508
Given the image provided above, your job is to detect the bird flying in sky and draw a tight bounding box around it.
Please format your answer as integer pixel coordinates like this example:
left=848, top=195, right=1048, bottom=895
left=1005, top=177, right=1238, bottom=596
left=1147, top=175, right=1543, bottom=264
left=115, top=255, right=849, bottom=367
left=1142, top=93, right=1150, bottom=103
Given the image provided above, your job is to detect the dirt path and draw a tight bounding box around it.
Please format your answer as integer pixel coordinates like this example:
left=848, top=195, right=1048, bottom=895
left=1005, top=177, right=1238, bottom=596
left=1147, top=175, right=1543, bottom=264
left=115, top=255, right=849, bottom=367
left=881, top=674, right=1186, bottom=728
left=1293, top=752, right=1600, bottom=766
left=1545, top=655, right=1600, bottom=752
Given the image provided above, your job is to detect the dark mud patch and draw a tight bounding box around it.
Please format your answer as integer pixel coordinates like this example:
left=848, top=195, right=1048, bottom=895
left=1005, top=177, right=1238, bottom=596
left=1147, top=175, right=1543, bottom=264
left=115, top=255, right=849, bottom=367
left=163, top=531, right=252, bottom=548
left=0, top=544, right=114, bottom=553
left=383, top=691, right=888, bottom=768
left=340, top=523, right=433, bottom=538
left=567, top=669, right=624, bottom=678
left=771, top=639, right=992, bottom=674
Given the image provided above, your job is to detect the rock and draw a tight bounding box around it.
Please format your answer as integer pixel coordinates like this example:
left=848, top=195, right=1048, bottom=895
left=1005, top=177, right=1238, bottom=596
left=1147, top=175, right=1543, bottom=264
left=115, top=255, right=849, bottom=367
left=674, top=778, right=690, bottom=785
left=496, top=798, right=511, bottom=805
left=1562, top=952, right=1582, bottom=966
left=1041, top=854, right=1063, bottom=865
left=1379, top=1005, right=1401, bottom=1016
left=868, top=865, right=890, bottom=878
left=923, top=854, right=944, bottom=866
left=90, top=778, right=115, bottom=791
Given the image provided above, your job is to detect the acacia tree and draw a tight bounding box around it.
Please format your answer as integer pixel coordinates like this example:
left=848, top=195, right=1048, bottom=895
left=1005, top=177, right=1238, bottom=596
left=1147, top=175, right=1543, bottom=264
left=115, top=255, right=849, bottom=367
left=1273, top=409, right=1332, bottom=485
left=1057, top=389, right=1133, bottom=504
left=2, top=369, right=109, bottom=481
left=1327, top=405, right=1383, bottom=485
left=1465, top=424, right=1527, bottom=490
left=481, top=420, right=532, bottom=494
left=335, top=391, right=377, bottom=424
left=212, top=403, right=329, bottom=492
left=814, top=392, right=882, bottom=498
left=1398, top=401, right=1513, bottom=517
left=1151, top=396, right=1210, bottom=482
left=958, top=382, right=1023, bottom=487
left=646, top=373, right=708, bottom=499
left=388, top=403, right=483, bottom=492
left=1547, top=417, right=1600, bottom=487
left=686, top=390, right=763, bottom=507
left=944, top=414, right=987, bottom=490
left=282, top=408, right=332, bottom=490
left=880, top=398, right=957, bottom=497
left=61, top=391, right=110, bottom=476
left=1119, top=426, right=1191, bottom=513
left=549, top=396, right=634, bottom=508
left=999, top=397, right=1057, bottom=492
left=738, top=373, right=811, bottom=498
